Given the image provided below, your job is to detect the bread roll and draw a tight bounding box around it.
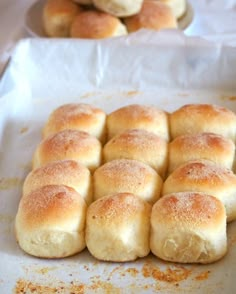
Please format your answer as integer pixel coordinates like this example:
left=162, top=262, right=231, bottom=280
left=163, top=160, right=236, bottom=222
left=93, top=159, right=163, bottom=204
left=150, top=192, right=227, bottom=264
left=86, top=192, right=151, bottom=262
left=103, top=129, right=168, bottom=178
left=170, top=104, right=236, bottom=143
left=93, top=0, right=143, bottom=17
left=43, top=0, right=81, bottom=37
left=107, top=104, right=169, bottom=141
left=23, top=160, right=93, bottom=205
left=33, top=129, right=102, bottom=172
left=158, top=0, right=187, bottom=19
left=15, top=185, right=87, bottom=258
left=123, top=0, right=177, bottom=33
left=168, top=132, right=235, bottom=174
left=43, top=103, right=107, bottom=143
left=70, top=10, right=127, bottom=39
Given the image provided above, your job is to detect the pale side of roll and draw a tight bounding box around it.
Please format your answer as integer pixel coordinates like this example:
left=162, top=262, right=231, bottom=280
left=107, top=104, right=169, bottom=141
left=43, top=103, right=107, bottom=144
left=86, top=192, right=151, bottom=262
left=170, top=104, right=236, bottom=143
left=150, top=192, right=227, bottom=264
left=93, top=0, right=144, bottom=17
left=93, top=159, right=163, bottom=204
left=15, top=185, right=87, bottom=258
left=168, top=132, right=235, bottom=174
left=23, top=160, right=93, bottom=205
left=103, top=129, right=168, bottom=178
left=163, top=160, right=236, bottom=222
left=33, top=129, right=102, bottom=172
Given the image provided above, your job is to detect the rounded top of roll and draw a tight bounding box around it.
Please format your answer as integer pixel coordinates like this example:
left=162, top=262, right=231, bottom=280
left=124, top=0, right=177, bottom=33
left=70, top=10, right=127, bottom=39
left=17, top=185, right=86, bottom=231
left=43, top=103, right=107, bottom=142
left=107, top=104, right=169, bottom=140
left=153, top=192, right=225, bottom=229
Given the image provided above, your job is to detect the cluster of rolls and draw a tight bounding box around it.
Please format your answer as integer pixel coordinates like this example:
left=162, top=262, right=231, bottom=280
left=42, top=0, right=186, bottom=38
left=15, top=102, right=236, bottom=264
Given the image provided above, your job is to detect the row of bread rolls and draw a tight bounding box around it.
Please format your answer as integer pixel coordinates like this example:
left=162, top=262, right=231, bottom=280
left=43, top=0, right=183, bottom=38
left=15, top=102, right=236, bottom=263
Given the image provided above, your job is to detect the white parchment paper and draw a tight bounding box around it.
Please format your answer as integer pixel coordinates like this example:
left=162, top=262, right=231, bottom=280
left=0, top=31, right=236, bottom=293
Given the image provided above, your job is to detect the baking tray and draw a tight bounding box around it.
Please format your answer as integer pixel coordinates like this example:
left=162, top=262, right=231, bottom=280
left=0, top=31, right=236, bottom=293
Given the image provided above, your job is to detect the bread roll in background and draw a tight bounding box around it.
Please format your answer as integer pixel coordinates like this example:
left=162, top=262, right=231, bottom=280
left=170, top=104, right=236, bottom=143
left=163, top=160, right=236, bottom=222
left=123, top=0, right=177, bottom=33
left=33, top=129, right=102, bottom=172
left=168, top=132, right=235, bottom=174
left=43, top=0, right=81, bottom=37
left=15, top=185, right=87, bottom=258
left=43, top=103, right=107, bottom=143
left=23, top=160, right=93, bottom=205
left=93, top=0, right=143, bottom=17
left=158, top=0, right=187, bottom=19
left=86, top=192, right=151, bottom=262
left=73, top=0, right=92, bottom=5
left=93, top=159, right=163, bottom=204
left=70, top=10, right=127, bottom=39
left=150, top=192, right=227, bottom=264
left=107, top=104, right=169, bottom=141
left=103, top=129, right=168, bottom=178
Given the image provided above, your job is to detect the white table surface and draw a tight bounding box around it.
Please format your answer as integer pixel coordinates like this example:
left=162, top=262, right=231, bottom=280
left=0, top=0, right=236, bottom=76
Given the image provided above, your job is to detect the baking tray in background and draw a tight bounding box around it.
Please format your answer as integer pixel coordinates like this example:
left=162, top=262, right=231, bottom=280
left=24, top=0, right=194, bottom=38
left=0, top=32, right=236, bottom=293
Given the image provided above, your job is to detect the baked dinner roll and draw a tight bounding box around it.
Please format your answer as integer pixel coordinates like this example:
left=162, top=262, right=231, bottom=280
left=168, top=132, right=235, bottom=174
left=70, top=10, right=127, bottom=39
left=93, top=159, right=163, bottom=204
left=163, top=160, right=236, bottom=222
left=103, top=129, right=168, bottom=178
left=43, top=103, right=107, bottom=143
left=93, top=0, right=143, bottom=17
left=73, top=0, right=92, bottom=4
left=43, top=0, right=81, bottom=37
left=15, top=185, right=87, bottom=258
left=33, top=129, right=102, bottom=172
left=150, top=192, right=227, bottom=264
left=86, top=192, right=151, bottom=262
left=170, top=104, right=236, bottom=143
left=158, top=0, right=187, bottom=19
left=107, top=104, right=169, bottom=141
left=123, top=0, right=177, bottom=33
left=23, top=160, right=93, bottom=205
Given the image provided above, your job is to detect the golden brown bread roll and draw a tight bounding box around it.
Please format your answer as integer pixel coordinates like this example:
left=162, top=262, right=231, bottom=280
left=103, top=129, right=168, bottom=178
left=15, top=185, right=87, bottom=258
left=43, top=103, right=107, bottom=143
left=23, top=160, right=93, bottom=205
left=93, top=159, right=163, bottom=204
left=93, top=0, right=144, bottom=17
left=170, top=104, right=236, bottom=143
left=107, top=104, right=169, bottom=141
left=33, top=129, right=102, bottom=172
left=73, top=0, right=92, bottom=4
left=123, top=0, right=178, bottom=33
left=43, top=0, right=81, bottom=37
left=70, top=10, right=127, bottom=39
left=162, top=160, right=236, bottom=222
left=168, top=132, right=235, bottom=174
left=150, top=192, right=227, bottom=264
left=86, top=192, right=151, bottom=262
left=158, top=0, right=187, bottom=19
